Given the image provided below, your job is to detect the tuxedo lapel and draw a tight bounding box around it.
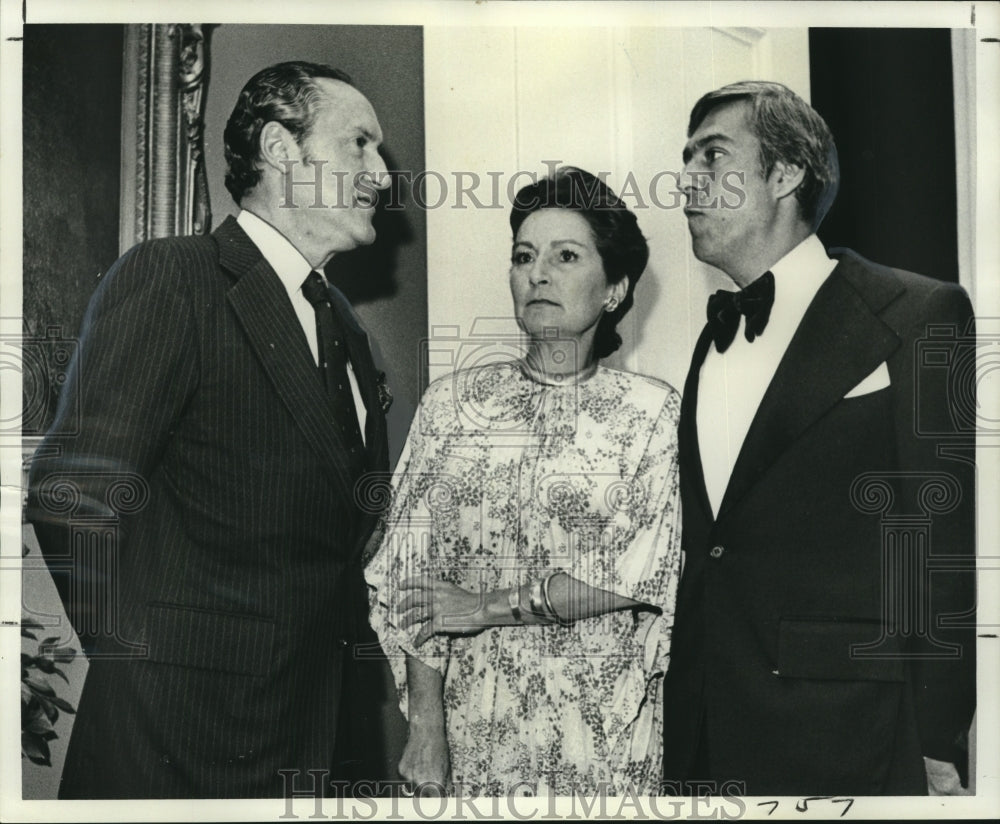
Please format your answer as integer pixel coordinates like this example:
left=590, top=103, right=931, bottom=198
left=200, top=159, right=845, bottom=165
left=717, top=257, right=904, bottom=520
left=213, top=217, right=358, bottom=505
left=679, top=327, right=716, bottom=527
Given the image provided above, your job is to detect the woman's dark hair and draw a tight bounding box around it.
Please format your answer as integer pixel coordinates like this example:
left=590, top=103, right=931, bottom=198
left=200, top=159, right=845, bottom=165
left=509, top=166, right=649, bottom=360
left=224, top=61, right=353, bottom=204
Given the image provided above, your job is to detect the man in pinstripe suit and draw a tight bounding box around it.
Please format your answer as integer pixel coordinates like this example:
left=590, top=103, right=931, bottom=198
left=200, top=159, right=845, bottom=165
left=28, top=61, right=393, bottom=798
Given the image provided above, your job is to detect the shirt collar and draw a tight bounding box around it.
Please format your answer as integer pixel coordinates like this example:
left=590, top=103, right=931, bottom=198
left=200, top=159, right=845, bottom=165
left=236, top=209, right=316, bottom=297
left=767, top=233, right=837, bottom=332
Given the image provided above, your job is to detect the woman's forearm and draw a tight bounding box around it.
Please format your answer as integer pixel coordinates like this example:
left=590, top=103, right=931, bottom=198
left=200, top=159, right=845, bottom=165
left=406, top=654, right=446, bottom=731
left=401, top=654, right=450, bottom=789
left=543, top=571, right=644, bottom=622
left=402, top=572, right=647, bottom=645
left=481, top=572, right=643, bottom=626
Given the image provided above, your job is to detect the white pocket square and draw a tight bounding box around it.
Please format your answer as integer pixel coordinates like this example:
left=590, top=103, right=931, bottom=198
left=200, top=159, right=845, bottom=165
left=844, top=361, right=891, bottom=398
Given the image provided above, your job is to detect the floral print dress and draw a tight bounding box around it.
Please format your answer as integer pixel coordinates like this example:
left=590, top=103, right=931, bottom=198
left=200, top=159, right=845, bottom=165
left=365, top=361, right=682, bottom=796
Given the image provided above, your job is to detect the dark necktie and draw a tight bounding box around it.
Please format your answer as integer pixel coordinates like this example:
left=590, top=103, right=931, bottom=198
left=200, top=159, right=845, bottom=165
left=301, top=270, right=365, bottom=456
left=706, top=270, right=776, bottom=353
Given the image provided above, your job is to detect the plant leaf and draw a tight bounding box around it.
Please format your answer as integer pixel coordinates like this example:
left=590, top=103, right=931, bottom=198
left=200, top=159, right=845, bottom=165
left=23, top=677, right=55, bottom=697
left=21, top=694, right=42, bottom=720
left=22, top=732, right=52, bottom=766
left=33, top=657, right=56, bottom=674
left=49, top=695, right=76, bottom=714
left=38, top=696, right=59, bottom=724
left=24, top=712, right=54, bottom=735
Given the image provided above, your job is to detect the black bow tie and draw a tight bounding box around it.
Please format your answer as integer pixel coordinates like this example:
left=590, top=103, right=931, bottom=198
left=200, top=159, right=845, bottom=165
left=706, top=271, right=776, bottom=353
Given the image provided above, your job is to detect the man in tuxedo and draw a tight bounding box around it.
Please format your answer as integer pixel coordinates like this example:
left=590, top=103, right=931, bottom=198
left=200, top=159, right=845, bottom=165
left=662, top=81, right=976, bottom=796
left=27, top=61, right=392, bottom=798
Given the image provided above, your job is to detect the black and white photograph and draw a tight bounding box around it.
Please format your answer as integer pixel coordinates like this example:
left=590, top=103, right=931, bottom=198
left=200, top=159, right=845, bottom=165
left=2, top=0, right=998, bottom=820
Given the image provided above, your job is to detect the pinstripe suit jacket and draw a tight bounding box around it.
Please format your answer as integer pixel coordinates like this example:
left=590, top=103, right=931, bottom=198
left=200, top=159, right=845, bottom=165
left=27, top=216, right=390, bottom=798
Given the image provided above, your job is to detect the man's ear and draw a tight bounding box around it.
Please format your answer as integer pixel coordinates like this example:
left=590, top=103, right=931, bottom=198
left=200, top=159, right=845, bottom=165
left=258, top=121, right=300, bottom=174
left=769, top=160, right=806, bottom=202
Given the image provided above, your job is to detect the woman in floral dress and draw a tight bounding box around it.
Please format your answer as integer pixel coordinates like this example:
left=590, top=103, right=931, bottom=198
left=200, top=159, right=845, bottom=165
left=365, top=167, right=681, bottom=797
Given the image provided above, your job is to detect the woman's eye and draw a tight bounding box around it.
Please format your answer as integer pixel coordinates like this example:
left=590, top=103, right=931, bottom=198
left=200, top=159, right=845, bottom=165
left=706, top=148, right=724, bottom=163
left=558, top=249, right=578, bottom=263
left=355, top=137, right=367, bottom=149
left=511, top=251, right=533, bottom=265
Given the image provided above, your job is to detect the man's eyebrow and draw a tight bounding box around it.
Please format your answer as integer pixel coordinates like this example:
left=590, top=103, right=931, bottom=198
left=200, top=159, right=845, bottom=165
left=682, top=132, right=733, bottom=163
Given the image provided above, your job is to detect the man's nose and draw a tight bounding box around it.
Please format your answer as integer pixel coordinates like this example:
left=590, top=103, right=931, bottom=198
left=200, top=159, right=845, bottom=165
left=367, top=152, right=391, bottom=190
left=679, top=162, right=699, bottom=195
left=679, top=167, right=713, bottom=206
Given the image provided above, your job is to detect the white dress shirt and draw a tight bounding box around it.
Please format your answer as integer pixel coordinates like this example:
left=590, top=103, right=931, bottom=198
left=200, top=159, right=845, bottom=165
left=697, top=234, right=836, bottom=516
left=237, top=209, right=367, bottom=442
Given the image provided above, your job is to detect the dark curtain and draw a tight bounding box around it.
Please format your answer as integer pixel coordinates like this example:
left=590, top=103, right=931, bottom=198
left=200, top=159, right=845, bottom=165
left=810, top=28, right=959, bottom=283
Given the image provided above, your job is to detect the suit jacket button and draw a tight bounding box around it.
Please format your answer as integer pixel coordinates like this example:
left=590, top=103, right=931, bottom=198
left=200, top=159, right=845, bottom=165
left=709, top=545, right=725, bottom=559
left=336, top=638, right=349, bottom=648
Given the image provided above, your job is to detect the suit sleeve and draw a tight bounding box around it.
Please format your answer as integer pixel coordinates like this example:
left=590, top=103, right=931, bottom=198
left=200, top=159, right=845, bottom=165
left=895, top=281, right=976, bottom=773
left=26, top=241, right=201, bottom=644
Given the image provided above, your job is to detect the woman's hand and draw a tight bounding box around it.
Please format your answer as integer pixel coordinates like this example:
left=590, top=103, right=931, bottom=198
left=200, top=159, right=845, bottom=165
left=398, top=575, right=490, bottom=647
left=398, top=722, right=451, bottom=796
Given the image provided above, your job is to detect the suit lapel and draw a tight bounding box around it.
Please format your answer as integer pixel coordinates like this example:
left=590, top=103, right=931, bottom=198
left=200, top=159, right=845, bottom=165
left=679, top=327, right=716, bottom=527
left=717, top=255, right=904, bottom=520
left=325, top=284, right=389, bottom=474
left=213, top=217, right=358, bottom=505
left=325, top=281, right=391, bottom=562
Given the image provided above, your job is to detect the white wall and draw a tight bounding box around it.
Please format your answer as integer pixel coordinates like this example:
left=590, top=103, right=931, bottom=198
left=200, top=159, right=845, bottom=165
left=424, top=27, right=810, bottom=391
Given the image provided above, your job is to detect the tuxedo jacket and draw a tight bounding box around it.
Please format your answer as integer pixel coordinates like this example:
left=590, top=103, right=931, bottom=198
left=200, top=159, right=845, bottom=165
left=27, top=216, right=390, bottom=798
left=662, top=249, right=976, bottom=796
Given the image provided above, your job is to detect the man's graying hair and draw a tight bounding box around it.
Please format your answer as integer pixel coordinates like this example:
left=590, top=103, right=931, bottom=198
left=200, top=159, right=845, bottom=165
left=689, top=80, right=840, bottom=230
left=224, top=60, right=353, bottom=204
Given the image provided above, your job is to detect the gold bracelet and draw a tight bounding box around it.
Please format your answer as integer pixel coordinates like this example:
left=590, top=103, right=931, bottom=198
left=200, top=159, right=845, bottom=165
left=527, top=577, right=552, bottom=622
left=507, top=585, right=522, bottom=623
left=541, top=572, right=570, bottom=625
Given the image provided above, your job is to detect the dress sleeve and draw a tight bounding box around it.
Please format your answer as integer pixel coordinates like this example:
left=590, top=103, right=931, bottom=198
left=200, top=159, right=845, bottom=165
left=565, top=388, right=682, bottom=617
left=364, top=383, right=453, bottom=718
left=560, top=388, right=683, bottom=755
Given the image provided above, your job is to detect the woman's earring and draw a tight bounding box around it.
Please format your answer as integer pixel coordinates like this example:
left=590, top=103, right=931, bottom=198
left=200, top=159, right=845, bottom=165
left=605, top=298, right=619, bottom=312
